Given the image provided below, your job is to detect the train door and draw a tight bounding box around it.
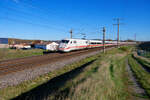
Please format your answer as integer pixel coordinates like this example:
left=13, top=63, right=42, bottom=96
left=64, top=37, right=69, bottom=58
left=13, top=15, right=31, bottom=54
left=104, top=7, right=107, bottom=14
left=68, top=40, right=76, bottom=51
left=88, top=40, right=92, bottom=48
left=85, top=40, right=89, bottom=48
left=72, top=40, right=77, bottom=50
left=68, top=41, right=73, bottom=51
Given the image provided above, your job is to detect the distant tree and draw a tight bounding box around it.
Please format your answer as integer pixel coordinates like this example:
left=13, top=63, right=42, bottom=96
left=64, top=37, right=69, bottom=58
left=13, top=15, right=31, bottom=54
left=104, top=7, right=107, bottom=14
left=106, top=39, right=112, bottom=41
left=125, top=39, right=135, bottom=42
left=32, top=40, right=41, bottom=44
left=138, top=41, right=150, bottom=51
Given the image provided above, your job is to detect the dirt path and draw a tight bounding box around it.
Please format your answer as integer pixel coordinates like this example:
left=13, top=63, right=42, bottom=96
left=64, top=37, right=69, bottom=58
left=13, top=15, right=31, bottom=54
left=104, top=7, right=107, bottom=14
left=126, top=59, right=148, bottom=100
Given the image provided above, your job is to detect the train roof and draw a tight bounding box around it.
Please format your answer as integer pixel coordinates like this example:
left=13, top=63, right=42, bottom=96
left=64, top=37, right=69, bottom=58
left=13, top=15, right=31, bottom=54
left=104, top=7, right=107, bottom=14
left=62, top=38, right=103, bottom=42
left=88, top=40, right=102, bottom=42
left=61, top=38, right=88, bottom=42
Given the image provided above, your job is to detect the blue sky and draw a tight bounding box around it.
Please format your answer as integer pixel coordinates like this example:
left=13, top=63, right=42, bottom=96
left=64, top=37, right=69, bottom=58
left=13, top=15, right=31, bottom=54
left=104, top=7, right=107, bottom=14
left=0, top=0, right=150, bottom=41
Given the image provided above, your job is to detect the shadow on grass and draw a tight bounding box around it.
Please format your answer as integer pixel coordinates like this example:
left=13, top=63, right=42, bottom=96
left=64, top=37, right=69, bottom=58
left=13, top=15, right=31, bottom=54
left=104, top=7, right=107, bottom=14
left=132, top=55, right=150, bottom=73
left=43, top=50, right=58, bottom=54
left=11, top=59, right=96, bottom=100
left=109, top=64, right=114, bottom=80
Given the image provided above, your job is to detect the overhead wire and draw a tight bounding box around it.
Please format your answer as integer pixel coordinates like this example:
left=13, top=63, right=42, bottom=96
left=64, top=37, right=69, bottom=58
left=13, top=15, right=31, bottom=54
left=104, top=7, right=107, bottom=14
left=1, top=6, right=70, bottom=32
left=0, top=0, right=71, bottom=32
left=2, top=0, right=102, bottom=39
left=0, top=16, right=69, bottom=32
left=11, top=0, right=89, bottom=31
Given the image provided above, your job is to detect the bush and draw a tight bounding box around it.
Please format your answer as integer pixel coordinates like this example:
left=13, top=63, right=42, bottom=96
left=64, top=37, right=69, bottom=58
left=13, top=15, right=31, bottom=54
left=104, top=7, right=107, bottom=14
left=119, top=46, right=129, bottom=51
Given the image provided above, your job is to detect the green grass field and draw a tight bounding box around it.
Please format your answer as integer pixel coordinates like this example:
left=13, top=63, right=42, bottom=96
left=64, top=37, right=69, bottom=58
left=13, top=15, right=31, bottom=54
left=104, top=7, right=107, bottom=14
left=0, top=48, right=44, bottom=61
left=1, top=46, right=149, bottom=100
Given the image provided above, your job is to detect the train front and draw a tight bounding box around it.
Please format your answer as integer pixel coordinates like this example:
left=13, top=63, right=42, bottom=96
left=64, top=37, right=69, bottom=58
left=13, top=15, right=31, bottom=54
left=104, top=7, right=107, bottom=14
left=59, top=39, right=70, bottom=52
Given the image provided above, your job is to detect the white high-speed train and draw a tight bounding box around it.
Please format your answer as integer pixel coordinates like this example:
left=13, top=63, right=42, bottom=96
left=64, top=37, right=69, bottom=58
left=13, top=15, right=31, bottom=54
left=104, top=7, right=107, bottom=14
left=59, top=38, right=117, bottom=52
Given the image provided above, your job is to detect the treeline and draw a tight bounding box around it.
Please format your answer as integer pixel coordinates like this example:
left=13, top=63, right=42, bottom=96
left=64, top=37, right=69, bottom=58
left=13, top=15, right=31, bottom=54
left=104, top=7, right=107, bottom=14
left=138, top=42, right=150, bottom=51
left=8, top=38, right=44, bottom=45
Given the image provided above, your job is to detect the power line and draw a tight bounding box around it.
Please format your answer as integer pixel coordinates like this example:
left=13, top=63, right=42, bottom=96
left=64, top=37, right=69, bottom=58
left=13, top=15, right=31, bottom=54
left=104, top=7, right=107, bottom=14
left=1, top=3, right=88, bottom=36
left=2, top=1, right=109, bottom=40
left=1, top=1, right=82, bottom=30
left=0, top=16, right=68, bottom=32
left=102, top=27, right=106, bottom=53
left=2, top=6, right=50, bottom=23
left=2, top=1, right=95, bottom=33
left=113, top=18, right=124, bottom=48
left=70, top=29, right=73, bottom=39
left=11, top=0, right=74, bottom=23
left=11, top=0, right=90, bottom=30
left=1, top=6, right=71, bottom=31
left=19, top=1, right=58, bottom=15
left=0, top=2, right=67, bottom=31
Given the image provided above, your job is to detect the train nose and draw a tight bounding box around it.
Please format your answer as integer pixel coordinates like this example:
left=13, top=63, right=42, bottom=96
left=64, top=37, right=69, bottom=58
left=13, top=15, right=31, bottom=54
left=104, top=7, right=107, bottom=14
left=59, top=43, right=66, bottom=48
left=59, top=43, right=67, bottom=50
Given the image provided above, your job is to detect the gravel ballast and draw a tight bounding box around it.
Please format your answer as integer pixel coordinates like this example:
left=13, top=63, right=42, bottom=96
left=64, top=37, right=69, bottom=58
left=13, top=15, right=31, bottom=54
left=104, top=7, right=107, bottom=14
left=0, top=49, right=104, bottom=89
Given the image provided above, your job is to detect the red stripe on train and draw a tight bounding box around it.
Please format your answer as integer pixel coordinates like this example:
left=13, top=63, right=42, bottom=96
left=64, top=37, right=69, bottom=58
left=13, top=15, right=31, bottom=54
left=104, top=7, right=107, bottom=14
left=59, top=44, right=114, bottom=50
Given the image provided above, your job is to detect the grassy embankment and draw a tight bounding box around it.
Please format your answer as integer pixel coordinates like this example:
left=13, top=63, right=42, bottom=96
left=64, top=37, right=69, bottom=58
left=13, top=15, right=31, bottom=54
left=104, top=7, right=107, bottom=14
left=133, top=53, right=150, bottom=69
left=47, top=46, right=133, bottom=100
left=0, top=46, right=139, bottom=100
left=128, top=54, right=150, bottom=98
left=0, top=49, right=99, bottom=100
left=0, top=48, right=44, bottom=61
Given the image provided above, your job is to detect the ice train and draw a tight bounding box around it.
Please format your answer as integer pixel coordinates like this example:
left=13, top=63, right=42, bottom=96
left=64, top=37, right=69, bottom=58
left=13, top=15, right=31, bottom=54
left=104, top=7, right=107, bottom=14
left=59, top=38, right=119, bottom=52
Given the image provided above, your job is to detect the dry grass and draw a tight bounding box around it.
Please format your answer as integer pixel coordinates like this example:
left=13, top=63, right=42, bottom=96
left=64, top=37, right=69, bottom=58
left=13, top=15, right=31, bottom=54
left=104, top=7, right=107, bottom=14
left=0, top=48, right=43, bottom=61
left=47, top=47, right=134, bottom=100
left=0, top=50, right=99, bottom=100
left=0, top=46, right=137, bottom=100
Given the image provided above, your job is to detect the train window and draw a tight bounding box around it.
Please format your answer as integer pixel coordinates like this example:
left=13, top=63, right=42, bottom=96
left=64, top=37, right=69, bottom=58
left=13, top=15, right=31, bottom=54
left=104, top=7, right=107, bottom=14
left=91, top=42, right=96, bottom=44
left=61, top=40, right=69, bottom=43
left=90, top=42, right=102, bottom=44
left=70, top=41, right=72, bottom=44
left=74, top=41, right=77, bottom=43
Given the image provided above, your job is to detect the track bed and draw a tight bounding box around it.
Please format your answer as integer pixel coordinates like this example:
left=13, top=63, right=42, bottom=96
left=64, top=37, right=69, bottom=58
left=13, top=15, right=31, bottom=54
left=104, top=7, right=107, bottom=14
left=0, top=46, right=115, bottom=88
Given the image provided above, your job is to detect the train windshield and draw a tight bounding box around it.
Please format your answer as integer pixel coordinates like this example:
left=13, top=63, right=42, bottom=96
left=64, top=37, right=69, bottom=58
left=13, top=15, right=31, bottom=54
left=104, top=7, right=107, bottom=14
left=61, top=40, right=69, bottom=43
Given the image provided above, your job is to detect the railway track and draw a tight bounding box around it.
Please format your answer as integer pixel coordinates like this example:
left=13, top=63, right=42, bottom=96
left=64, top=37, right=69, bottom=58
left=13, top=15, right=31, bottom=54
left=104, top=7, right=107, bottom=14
left=0, top=46, right=115, bottom=77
